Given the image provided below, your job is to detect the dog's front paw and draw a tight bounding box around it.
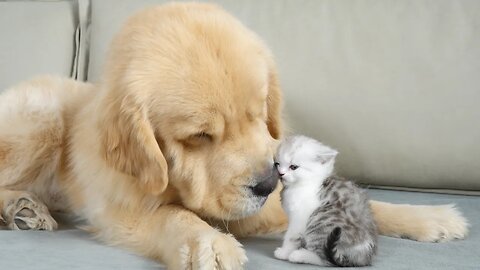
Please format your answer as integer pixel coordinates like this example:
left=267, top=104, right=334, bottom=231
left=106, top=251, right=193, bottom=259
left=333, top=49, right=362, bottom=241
left=3, top=193, right=57, bottom=231
left=174, top=230, right=247, bottom=270
left=414, top=204, right=468, bottom=242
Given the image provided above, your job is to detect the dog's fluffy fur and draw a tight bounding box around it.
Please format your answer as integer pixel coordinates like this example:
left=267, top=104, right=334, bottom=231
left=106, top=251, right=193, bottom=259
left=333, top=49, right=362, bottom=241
left=0, top=3, right=468, bottom=269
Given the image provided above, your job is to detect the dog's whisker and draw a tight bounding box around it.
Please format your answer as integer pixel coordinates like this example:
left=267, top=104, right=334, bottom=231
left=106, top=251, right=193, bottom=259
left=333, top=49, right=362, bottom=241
left=237, top=202, right=246, bottom=236
left=225, top=207, right=232, bottom=233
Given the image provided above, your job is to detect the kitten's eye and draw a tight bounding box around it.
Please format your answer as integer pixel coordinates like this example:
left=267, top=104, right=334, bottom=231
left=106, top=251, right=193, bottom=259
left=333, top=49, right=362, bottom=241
left=274, top=162, right=280, bottom=167
left=289, top=165, right=299, bottom=170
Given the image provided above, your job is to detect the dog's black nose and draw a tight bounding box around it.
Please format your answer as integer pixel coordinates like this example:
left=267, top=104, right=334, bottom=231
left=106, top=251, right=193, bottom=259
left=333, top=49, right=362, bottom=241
left=250, top=165, right=279, bottom=197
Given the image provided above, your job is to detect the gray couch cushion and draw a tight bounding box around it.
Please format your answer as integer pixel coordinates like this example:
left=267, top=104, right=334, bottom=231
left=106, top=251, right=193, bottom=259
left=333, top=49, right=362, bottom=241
left=0, top=189, right=478, bottom=269
left=86, top=0, right=480, bottom=191
left=0, top=0, right=78, bottom=91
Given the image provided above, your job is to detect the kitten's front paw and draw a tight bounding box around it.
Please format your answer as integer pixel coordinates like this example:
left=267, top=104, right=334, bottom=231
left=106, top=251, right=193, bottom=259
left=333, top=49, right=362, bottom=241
left=274, top=247, right=291, bottom=260
left=288, top=249, right=307, bottom=263
left=288, top=249, right=324, bottom=266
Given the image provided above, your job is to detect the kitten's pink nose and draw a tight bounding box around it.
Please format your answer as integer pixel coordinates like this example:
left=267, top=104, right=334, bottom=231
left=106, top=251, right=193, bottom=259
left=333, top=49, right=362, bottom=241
left=279, top=173, right=285, bottom=177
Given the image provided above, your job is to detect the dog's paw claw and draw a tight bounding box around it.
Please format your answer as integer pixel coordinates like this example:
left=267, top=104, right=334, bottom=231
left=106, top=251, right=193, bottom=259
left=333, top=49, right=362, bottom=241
left=174, top=231, right=247, bottom=269
left=3, top=194, right=57, bottom=231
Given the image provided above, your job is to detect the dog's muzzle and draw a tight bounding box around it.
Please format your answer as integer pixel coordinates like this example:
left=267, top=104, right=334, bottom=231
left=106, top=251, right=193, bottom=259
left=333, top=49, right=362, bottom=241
left=249, top=165, right=279, bottom=197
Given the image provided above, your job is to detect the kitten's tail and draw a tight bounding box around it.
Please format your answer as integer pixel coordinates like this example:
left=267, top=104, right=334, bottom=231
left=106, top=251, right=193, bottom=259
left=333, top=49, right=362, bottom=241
left=324, top=227, right=375, bottom=267
left=324, top=227, right=345, bottom=266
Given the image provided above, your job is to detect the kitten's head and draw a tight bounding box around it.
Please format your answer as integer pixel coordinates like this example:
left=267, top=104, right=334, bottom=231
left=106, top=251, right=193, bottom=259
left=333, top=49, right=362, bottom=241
left=274, top=135, right=338, bottom=187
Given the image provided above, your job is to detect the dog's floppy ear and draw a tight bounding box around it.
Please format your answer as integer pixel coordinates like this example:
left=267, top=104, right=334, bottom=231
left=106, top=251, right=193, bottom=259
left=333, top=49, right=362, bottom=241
left=100, top=93, right=168, bottom=195
left=266, top=63, right=283, bottom=139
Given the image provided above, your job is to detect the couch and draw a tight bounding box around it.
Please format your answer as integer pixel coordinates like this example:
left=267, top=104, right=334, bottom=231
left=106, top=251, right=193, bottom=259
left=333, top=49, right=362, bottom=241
left=0, top=0, right=478, bottom=269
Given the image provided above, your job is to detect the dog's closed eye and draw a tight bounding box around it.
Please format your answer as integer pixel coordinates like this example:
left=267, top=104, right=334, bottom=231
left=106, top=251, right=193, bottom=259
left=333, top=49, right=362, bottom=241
left=194, top=132, right=213, bottom=141
left=181, top=132, right=213, bottom=148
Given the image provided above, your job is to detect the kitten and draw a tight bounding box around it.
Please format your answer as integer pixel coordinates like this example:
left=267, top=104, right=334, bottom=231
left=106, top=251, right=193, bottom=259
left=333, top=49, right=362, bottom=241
left=273, top=135, right=377, bottom=267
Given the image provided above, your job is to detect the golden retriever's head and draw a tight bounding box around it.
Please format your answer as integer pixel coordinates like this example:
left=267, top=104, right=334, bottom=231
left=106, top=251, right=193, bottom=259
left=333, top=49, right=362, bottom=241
left=99, top=3, right=283, bottom=220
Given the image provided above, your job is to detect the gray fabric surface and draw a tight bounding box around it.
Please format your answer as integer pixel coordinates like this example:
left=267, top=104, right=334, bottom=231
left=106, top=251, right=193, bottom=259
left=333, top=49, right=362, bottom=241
left=86, top=0, right=480, bottom=191
left=0, top=189, right=478, bottom=269
left=0, top=0, right=77, bottom=90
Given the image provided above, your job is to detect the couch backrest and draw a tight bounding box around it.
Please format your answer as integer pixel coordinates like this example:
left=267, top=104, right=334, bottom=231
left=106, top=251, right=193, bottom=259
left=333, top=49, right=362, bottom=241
left=0, top=0, right=79, bottom=90
left=1, top=0, right=479, bottom=192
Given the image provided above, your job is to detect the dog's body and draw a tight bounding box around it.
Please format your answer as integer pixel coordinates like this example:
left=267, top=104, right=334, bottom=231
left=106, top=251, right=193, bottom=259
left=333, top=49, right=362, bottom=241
left=0, top=3, right=468, bottom=269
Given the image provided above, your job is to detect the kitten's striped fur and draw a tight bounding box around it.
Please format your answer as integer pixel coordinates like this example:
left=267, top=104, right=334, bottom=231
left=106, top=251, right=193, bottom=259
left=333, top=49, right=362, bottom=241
left=303, top=175, right=377, bottom=266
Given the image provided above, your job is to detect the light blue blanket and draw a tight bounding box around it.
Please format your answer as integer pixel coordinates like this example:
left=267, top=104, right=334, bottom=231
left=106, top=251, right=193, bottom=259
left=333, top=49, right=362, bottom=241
left=0, top=189, right=478, bottom=269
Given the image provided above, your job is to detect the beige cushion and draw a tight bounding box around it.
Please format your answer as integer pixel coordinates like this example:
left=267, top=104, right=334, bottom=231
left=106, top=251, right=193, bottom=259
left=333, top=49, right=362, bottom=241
left=88, top=0, right=480, bottom=191
left=0, top=0, right=77, bottom=91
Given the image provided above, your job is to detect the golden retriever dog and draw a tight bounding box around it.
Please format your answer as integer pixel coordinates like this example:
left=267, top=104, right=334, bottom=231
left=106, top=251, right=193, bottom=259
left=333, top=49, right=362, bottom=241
left=0, top=2, right=468, bottom=269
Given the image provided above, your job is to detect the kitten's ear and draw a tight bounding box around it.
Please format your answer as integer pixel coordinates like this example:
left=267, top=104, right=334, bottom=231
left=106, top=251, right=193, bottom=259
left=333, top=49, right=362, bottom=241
left=317, top=150, right=338, bottom=164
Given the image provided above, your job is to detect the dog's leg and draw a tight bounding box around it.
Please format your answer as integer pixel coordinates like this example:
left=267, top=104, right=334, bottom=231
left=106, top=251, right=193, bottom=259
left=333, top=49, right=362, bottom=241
left=227, top=186, right=468, bottom=242
left=94, top=204, right=247, bottom=269
left=0, top=189, right=57, bottom=230
left=0, top=76, right=72, bottom=231
left=370, top=200, right=468, bottom=242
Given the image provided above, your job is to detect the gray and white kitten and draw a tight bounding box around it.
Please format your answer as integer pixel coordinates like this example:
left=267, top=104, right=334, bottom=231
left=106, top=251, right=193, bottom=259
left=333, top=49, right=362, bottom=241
left=274, top=135, right=377, bottom=267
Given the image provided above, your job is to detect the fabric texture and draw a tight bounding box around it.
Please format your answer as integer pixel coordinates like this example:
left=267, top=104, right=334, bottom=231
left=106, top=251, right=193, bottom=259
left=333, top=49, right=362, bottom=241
left=0, top=0, right=77, bottom=90
left=85, top=0, right=480, bottom=191
left=71, top=0, right=91, bottom=81
left=0, top=189, right=478, bottom=269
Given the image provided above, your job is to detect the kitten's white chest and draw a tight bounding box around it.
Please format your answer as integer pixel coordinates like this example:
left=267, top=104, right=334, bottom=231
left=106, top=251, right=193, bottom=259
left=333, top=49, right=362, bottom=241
left=282, top=185, right=320, bottom=226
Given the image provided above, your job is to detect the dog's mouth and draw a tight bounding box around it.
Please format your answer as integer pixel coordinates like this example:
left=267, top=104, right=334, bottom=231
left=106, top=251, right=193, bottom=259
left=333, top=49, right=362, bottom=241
left=198, top=166, right=279, bottom=220
left=201, top=185, right=269, bottom=221
left=235, top=192, right=269, bottom=219
left=241, top=167, right=279, bottom=216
